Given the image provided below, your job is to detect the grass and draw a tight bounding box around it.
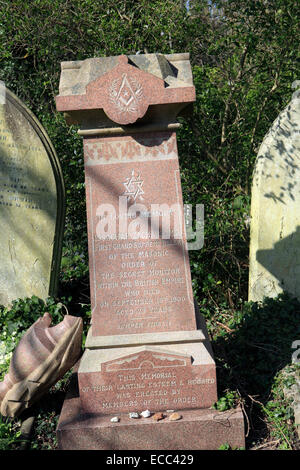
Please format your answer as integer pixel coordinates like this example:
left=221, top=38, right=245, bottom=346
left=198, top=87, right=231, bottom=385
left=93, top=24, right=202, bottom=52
left=209, top=293, right=300, bottom=450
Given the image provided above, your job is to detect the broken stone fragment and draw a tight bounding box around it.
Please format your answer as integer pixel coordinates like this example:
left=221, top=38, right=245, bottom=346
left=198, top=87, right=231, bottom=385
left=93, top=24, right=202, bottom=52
left=153, top=412, right=165, bottom=421
left=110, top=416, right=119, bottom=423
left=140, top=409, right=151, bottom=418
left=169, top=412, right=182, bottom=421
left=129, top=412, right=140, bottom=419
left=0, top=312, right=83, bottom=418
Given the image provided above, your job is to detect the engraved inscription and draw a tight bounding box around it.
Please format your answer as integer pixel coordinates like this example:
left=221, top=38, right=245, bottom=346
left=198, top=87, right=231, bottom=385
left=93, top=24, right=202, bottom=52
left=85, top=134, right=196, bottom=335
left=109, top=74, right=143, bottom=117
left=94, top=238, right=189, bottom=332
left=0, top=93, right=60, bottom=306
left=80, top=365, right=216, bottom=414
left=0, top=121, right=51, bottom=211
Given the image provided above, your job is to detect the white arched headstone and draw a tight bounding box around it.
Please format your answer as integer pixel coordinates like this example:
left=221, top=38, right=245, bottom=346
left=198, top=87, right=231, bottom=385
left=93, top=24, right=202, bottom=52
left=249, top=84, right=300, bottom=301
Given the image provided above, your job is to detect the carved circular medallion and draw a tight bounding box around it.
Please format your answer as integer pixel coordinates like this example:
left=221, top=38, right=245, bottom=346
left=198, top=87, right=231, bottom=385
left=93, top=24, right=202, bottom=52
left=107, top=73, right=148, bottom=124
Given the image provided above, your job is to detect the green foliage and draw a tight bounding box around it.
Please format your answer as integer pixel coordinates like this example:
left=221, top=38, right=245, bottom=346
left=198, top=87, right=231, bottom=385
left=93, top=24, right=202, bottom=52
left=213, top=390, right=238, bottom=411
left=218, top=443, right=231, bottom=450
left=0, top=416, right=22, bottom=450
left=30, top=411, right=58, bottom=450
left=211, top=293, right=300, bottom=395
left=218, top=443, right=245, bottom=450
left=179, top=0, right=299, bottom=305
left=254, top=368, right=297, bottom=449
left=209, top=293, right=300, bottom=448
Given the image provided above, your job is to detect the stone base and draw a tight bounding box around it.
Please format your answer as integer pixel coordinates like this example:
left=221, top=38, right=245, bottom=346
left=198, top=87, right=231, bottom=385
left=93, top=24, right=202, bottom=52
left=78, top=339, right=217, bottom=415
left=57, top=373, right=245, bottom=450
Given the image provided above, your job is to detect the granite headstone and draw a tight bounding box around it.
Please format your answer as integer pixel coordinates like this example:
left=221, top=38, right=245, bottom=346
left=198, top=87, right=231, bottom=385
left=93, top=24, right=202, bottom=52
left=55, top=53, right=245, bottom=450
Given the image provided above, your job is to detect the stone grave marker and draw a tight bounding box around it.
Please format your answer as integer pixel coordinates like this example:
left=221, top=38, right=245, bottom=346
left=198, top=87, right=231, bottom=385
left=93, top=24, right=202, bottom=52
left=249, top=84, right=300, bottom=301
left=0, top=85, right=65, bottom=305
left=55, top=53, right=244, bottom=450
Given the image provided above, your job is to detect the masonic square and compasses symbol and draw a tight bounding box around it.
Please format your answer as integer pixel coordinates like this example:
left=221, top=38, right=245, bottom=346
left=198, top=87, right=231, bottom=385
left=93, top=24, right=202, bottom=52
left=122, top=170, right=144, bottom=203
left=109, top=73, right=143, bottom=116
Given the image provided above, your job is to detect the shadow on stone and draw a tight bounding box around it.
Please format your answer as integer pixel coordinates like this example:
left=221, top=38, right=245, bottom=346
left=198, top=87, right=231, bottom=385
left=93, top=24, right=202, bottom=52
left=255, top=226, right=300, bottom=298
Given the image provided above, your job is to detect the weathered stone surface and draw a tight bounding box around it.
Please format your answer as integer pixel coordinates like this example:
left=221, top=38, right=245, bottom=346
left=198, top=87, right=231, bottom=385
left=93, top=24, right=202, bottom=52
left=56, top=373, right=245, bottom=450
left=249, top=85, right=300, bottom=301
left=0, top=87, right=65, bottom=306
left=84, top=131, right=196, bottom=337
left=78, top=344, right=216, bottom=415
left=56, top=53, right=195, bottom=126
left=0, top=312, right=82, bottom=418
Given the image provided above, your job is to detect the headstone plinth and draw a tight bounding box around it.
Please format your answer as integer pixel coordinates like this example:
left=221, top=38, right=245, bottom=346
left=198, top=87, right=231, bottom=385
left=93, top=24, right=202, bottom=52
left=56, top=53, right=244, bottom=450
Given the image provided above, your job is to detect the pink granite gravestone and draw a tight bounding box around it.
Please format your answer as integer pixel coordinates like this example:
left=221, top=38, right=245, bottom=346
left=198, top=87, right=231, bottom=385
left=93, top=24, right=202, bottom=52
left=55, top=53, right=244, bottom=449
